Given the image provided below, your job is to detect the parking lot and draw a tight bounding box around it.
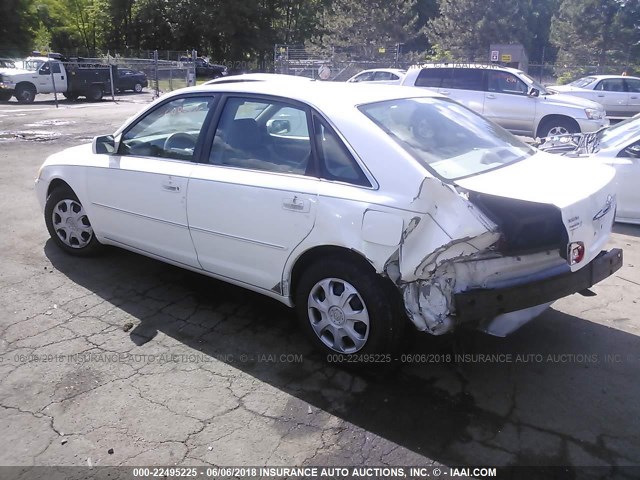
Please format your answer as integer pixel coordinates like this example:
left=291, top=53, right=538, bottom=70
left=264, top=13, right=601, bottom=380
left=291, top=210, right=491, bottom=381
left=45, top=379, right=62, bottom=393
left=1, top=93, right=639, bottom=474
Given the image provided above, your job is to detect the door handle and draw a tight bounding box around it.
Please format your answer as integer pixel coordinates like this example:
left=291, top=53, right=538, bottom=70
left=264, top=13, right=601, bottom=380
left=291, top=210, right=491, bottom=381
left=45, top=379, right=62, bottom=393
left=486, top=94, right=496, bottom=99
left=597, top=94, right=605, bottom=97
left=282, top=195, right=309, bottom=213
left=162, top=184, right=180, bottom=192
left=440, top=90, right=450, bottom=95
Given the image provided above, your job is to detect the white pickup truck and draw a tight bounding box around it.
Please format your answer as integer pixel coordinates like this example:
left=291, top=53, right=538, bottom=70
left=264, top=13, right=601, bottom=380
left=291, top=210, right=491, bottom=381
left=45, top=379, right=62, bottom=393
left=0, top=55, right=115, bottom=103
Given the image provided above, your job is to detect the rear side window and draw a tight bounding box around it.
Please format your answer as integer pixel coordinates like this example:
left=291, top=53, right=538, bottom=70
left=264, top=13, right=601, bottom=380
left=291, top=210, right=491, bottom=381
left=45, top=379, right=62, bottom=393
left=313, top=117, right=370, bottom=187
left=444, top=68, right=484, bottom=91
left=415, top=68, right=448, bottom=88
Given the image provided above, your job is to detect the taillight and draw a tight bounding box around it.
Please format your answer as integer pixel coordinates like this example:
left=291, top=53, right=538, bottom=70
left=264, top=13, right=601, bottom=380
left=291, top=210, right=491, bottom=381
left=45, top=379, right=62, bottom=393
left=568, top=242, right=585, bottom=265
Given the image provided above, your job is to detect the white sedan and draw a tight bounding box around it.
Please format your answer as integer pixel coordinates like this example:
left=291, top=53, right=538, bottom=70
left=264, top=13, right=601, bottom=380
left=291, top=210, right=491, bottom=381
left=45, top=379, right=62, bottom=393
left=36, top=80, right=623, bottom=358
left=548, top=75, right=640, bottom=120
left=539, top=114, right=640, bottom=225
left=346, top=68, right=406, bottom=85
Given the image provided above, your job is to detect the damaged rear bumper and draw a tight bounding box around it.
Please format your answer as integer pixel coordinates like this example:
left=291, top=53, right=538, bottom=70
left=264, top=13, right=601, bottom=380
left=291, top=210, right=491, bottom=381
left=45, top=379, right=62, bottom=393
left=454, top=248, right=623, bottom=332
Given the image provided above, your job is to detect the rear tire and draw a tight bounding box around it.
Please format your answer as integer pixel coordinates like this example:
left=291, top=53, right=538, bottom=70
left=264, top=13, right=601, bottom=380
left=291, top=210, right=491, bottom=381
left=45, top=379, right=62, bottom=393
left=295, top=258, right=405, bottom=359
left=44, top=186, right=103, bottom=256
left=15, top=83, right=36, bottom=104
left=86, top=85, right=103, bottom=102
left=537, top=117, right=579, bottom=138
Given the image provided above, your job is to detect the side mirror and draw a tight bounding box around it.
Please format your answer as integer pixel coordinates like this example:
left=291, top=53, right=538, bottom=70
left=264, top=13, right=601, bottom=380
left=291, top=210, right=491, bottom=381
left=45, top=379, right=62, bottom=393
left=267, top=119, right=291, bottom=135
left=92, top=135, right=116, bottom=154
left=621, top=143, right=640, bottom=158
left=528, top=87, right=540, bottom=97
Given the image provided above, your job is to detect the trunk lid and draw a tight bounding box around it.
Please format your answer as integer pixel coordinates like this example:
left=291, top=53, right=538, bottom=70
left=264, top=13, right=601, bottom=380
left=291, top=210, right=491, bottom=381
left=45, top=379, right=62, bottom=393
left=455, top=151, right=617, bottom=271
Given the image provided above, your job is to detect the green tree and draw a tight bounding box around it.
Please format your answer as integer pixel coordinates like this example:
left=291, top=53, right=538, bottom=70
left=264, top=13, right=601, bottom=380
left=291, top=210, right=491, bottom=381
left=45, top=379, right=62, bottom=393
left=550, top=0, right=640, bottom=68
left=426, top=0, right=531, bottom=61
left=0, top=0, right=39, bottom=55
left=313, top=0, right=418, bottom=57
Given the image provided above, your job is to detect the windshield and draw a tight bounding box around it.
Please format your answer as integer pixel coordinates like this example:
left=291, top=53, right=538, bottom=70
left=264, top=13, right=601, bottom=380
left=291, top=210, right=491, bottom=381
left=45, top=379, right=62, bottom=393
left=568, top=77, right=597, bottom=88
left=598, top=114, right=640, bottom=150
left=359, top=97, right=535, bottom=181
left=22, top=60, right=43, bottom=71
left=518, top=71, right=549, bottom=94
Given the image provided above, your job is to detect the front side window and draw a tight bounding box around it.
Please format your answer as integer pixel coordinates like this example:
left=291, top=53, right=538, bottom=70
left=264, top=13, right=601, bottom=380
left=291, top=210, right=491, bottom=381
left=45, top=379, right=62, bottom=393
left=209, top=97, right=311, bottom=175
left=39, top=62, right=51, bottom=75
left=359, top=97, right=534, bottom=181
left=374, top=71, right=393, bottom=81
left=596, top=79, right=625, bottom=92
left=487, top=71, right=528, bottom=95
left=353, top=71, right=375, bottom=82
left=119, top=96, right=214, bottom=161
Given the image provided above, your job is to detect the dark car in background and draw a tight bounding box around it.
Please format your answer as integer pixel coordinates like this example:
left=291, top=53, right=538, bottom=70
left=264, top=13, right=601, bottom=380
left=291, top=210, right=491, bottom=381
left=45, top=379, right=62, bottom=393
left=116, top=68, right=148, bottom=93
left=180, top=57, right=228, bottom=78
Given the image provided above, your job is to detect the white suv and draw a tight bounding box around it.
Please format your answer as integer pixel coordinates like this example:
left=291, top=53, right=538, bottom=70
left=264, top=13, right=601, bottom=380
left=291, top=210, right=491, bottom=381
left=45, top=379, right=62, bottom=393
left=402, top=64, right=609, bottom=138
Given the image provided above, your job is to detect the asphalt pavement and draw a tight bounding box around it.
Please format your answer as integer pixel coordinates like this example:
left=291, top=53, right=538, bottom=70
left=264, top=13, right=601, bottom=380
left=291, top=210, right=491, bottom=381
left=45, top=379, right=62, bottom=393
left=0, top=93, right=639, bottom=477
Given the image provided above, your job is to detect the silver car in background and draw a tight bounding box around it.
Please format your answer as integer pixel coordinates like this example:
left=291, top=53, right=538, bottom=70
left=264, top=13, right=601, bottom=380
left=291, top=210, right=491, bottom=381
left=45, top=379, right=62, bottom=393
left=548, top=75, right=640, bottom=120
left=402, top=64, right=609, bottom=138
left=539, top=114, right=640, bottom=224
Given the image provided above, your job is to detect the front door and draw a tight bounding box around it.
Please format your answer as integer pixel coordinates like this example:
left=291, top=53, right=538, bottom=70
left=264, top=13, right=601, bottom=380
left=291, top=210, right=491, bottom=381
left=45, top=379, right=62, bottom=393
left=483, top=70, right=536, bottom=136
left=37, top=61, right=67, bottom=94
left=87, top=94, right=215, bottom=268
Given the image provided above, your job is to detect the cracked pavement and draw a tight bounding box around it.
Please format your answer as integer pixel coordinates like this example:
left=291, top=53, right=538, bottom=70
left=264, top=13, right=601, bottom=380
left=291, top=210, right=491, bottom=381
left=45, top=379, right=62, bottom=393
left=0, top=94, right=639, bottom=474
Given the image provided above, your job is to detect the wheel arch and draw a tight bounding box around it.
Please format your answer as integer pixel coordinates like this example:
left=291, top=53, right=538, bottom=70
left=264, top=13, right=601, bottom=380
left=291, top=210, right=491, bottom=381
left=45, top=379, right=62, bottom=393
left=536, top=114, right=580, bottom=137
left=15, top=81, right=37, bottom=93
left=47, top=178, right=74, bottom=198
left=288, top=245, right=397, bottom=305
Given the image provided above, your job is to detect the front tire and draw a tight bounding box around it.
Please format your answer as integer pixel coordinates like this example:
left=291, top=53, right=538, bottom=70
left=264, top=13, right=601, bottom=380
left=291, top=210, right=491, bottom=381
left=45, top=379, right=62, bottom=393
left=537, top=117, right=579, bottom=138
left=15, top=83, right=36, bottom=104
left=295, top=258, right=405, bottom=357
left=133, top=82, right=143, bottom=93
left=44, top=187, right=102, bottom=256
left=0, top=91, right=11, bottom=102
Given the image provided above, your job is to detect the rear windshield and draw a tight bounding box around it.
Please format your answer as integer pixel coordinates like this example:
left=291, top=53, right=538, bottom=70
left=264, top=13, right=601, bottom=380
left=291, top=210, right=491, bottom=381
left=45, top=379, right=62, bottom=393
left=359, top=97, right=535, bottom=181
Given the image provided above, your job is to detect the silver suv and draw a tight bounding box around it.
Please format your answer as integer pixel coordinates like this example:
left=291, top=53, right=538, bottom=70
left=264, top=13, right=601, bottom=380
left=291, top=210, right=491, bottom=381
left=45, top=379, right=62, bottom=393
left=402, top=64, right=609, bottom=138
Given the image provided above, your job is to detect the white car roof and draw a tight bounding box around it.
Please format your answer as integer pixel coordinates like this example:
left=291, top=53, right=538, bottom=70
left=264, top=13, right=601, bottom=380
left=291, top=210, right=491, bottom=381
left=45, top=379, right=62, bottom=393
left=354, top=68, right=406, bottom=74
left=177, top=80, right=439, bottom=112
left=574, top=74, right=640, bottom=81
left=409, top=62, right=523, bottom=74
left=203, top=73, right=313, bottom=85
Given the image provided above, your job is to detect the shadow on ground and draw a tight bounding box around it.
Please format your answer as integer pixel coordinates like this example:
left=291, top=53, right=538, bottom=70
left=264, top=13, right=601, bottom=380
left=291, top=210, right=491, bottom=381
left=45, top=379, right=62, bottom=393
left=45, top=241, right=640, bottom=470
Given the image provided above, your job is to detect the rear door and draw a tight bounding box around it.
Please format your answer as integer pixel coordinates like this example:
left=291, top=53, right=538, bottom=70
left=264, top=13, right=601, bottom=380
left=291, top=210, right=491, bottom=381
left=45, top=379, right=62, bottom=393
left=593, top=78, right=629, bottom=117
left=440, top=68, right=485, bottom=116
left=187, top=96, right=318, bottom=292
